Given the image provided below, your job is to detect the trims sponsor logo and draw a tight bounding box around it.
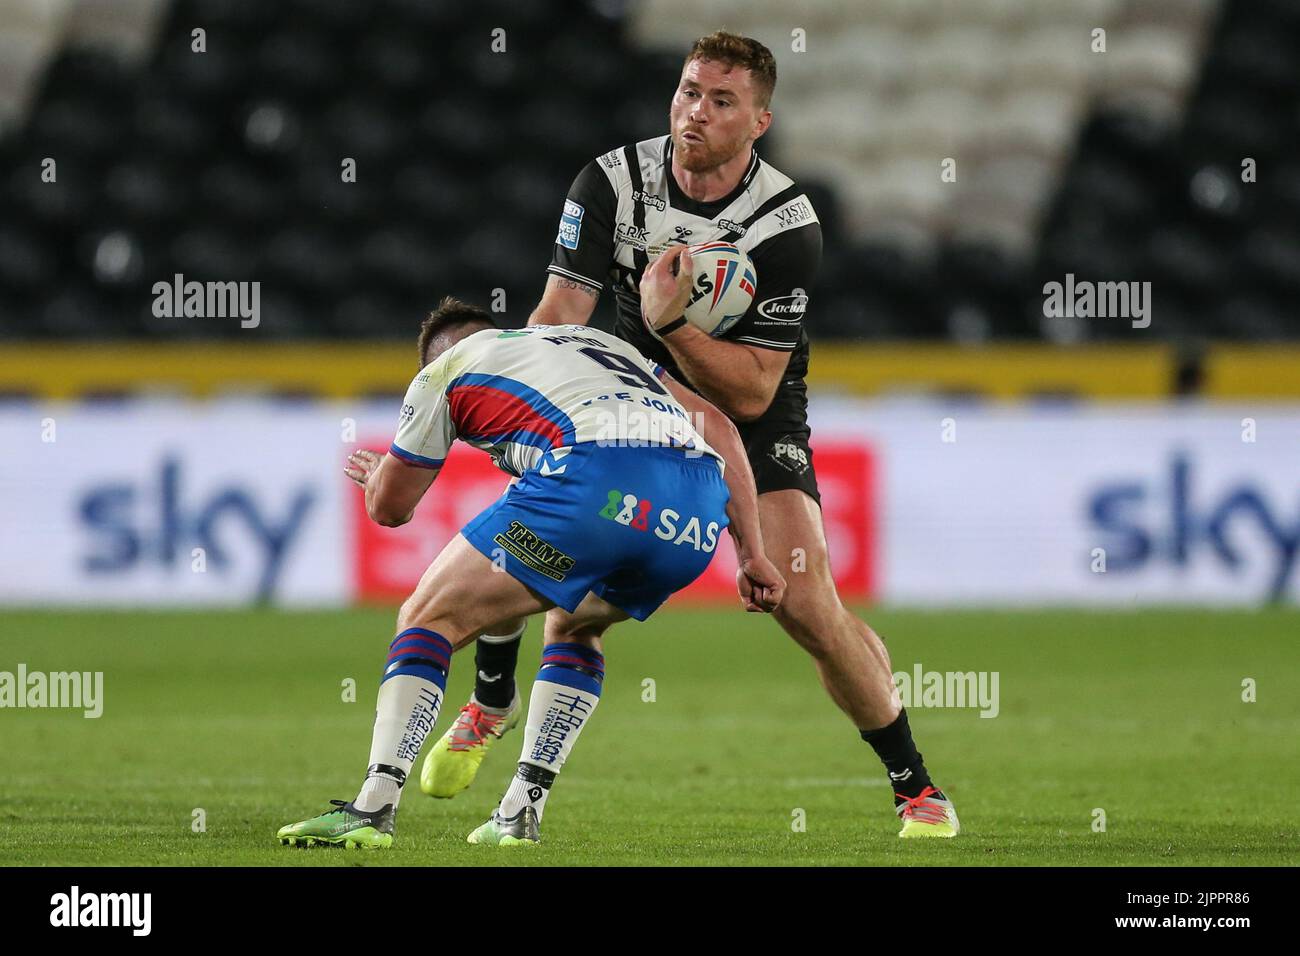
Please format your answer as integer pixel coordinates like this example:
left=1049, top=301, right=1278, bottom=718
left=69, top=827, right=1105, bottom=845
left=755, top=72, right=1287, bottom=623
left=493, top=520, right=576, bottom=581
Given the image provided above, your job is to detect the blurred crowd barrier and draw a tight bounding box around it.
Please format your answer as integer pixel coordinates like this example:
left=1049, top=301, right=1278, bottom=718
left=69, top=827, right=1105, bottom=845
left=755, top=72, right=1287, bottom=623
left=3, top=342, right=1300, bottom=400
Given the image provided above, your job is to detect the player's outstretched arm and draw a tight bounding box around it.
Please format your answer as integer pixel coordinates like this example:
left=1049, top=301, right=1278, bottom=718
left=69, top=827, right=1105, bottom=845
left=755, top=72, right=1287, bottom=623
left=345, top=449, right=439, bottom=528
left=527, top=274, right=601, bottom=327
left=661, top=373, right=785, bottom=613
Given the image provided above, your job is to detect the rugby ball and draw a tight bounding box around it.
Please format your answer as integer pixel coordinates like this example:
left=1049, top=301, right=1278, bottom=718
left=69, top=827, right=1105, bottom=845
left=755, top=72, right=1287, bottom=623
left=680, top=241, right=757, bottom=336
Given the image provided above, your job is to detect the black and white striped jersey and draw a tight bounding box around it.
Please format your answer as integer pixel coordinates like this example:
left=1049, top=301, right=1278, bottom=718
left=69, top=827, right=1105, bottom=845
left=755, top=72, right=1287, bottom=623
left=547, top=134, right=822, bottom=432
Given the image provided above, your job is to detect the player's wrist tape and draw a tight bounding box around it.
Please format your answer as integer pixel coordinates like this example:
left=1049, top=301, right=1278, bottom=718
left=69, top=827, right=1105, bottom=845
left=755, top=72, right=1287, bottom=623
left=657, top=316, right=688, bottom=336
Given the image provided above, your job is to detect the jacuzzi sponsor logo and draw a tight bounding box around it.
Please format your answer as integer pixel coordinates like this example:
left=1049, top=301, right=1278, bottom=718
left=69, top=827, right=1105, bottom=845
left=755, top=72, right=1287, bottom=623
left=757, top=294, right=808, bottom=323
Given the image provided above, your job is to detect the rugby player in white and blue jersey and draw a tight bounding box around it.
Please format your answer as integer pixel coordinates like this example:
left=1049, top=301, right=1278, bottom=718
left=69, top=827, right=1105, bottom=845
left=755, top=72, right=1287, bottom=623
left=276, top=247, right=785, bottom=848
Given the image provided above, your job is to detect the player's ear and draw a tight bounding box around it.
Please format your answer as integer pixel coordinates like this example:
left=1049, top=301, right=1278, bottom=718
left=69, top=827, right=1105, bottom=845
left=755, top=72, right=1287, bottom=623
left=753, top=109, right=772, bottom=141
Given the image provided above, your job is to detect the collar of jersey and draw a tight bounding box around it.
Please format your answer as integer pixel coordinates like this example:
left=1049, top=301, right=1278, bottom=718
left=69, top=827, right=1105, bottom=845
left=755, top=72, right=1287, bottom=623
left=662, top=138, right=762, bottom=219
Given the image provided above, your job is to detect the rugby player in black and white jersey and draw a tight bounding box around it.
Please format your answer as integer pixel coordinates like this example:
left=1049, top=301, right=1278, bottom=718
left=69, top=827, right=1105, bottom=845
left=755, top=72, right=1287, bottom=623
left=422, top=31, right=958, bottom=838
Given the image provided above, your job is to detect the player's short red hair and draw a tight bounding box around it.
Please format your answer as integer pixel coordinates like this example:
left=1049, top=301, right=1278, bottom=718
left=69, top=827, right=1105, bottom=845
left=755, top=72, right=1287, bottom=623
left=684, top=31, right=777, bottom=110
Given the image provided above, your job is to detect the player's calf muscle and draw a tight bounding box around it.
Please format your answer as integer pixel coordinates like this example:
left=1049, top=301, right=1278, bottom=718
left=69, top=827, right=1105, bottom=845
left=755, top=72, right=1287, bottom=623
left=772, top=585, right=844, bottom=656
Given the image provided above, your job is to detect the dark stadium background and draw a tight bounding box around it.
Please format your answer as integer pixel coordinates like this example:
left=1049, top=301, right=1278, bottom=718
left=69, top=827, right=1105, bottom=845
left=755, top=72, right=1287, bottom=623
left=1, top=0, right=1297, bottom=361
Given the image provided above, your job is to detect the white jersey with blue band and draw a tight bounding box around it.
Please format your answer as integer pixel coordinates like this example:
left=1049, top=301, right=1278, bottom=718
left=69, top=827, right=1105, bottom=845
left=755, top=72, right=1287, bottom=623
left=389, top=325, right=722, bottom=477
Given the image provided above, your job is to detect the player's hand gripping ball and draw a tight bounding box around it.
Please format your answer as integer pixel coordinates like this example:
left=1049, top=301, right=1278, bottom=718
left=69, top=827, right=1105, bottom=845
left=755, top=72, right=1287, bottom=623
left=679, top=241, right=757, bottom=336
left=641, top=242, right=757, bottom=339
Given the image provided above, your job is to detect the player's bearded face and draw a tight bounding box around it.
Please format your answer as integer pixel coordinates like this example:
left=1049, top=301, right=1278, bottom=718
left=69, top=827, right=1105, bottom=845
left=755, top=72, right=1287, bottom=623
left=670, top=59, right=765, bottom=173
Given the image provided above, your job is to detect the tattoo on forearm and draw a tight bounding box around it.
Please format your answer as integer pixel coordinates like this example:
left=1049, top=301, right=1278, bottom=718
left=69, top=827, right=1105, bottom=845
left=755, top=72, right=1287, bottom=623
left=553, top=278, right=600, bottom=299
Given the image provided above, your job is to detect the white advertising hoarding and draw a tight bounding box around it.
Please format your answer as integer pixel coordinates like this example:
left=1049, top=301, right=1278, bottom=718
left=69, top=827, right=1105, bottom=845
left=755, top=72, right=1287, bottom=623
left=2, top=399, right=1296, bottom=607
left=814, top=400, right=1300, bottom=605
left=0, top=400, right=357, bottom=606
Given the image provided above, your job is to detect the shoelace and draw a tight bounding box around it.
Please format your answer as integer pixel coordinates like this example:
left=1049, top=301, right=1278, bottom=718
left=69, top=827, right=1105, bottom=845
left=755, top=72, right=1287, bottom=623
left=895, top=785, right=950, bottom=825
left=448, top=702, right=508, bottom=751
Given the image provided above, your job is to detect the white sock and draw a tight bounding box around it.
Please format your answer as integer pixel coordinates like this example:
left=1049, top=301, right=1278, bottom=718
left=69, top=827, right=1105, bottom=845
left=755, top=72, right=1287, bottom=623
left=356, top=769, right=402, bottom=812
left=354, top=628, right=452, bottom=812
left=501, top=768, right=556, bottom=820
left=499, top=642, right=604, bottom=822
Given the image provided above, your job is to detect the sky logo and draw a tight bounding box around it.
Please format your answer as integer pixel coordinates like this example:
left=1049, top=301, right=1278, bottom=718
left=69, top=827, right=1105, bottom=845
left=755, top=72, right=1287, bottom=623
left=1087, top=453, right=1300, bottom=601
left=78, top=456, right=315, bottom=601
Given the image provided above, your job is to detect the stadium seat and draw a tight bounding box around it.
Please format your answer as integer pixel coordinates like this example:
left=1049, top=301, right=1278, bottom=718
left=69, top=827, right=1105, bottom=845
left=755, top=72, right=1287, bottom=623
left=0, top=0, right=1295, bottom=344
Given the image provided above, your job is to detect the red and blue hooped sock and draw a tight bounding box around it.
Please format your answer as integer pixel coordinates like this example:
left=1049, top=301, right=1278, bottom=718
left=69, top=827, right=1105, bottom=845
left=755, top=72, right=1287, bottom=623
left=537, top=642, right=604, bottom=697
left=383, top=627, right=452, bottom=689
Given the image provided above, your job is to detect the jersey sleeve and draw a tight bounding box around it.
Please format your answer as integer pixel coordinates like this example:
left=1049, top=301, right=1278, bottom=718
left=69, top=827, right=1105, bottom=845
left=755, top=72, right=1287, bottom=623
left=546, top=158, right=618, bottom=292
left=727, top=221, right=822, bottom=352
left=389, top=353, right=457, bottom=469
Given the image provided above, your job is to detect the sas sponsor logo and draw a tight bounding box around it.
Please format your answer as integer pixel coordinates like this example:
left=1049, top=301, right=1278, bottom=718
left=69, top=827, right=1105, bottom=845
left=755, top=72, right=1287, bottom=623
left=769, top=437, right=811, bottom=474
left=599, top=489, right=652, bottom=529
left=774, top=198, right=813, bottom=229
left=616, top=222, right=651, bottom=250
left=598, top=489, right=720, bottom=552
left=757, top=293, right=808, bottom=323
left=492, top=520, right=576, bottom=581
left=556, top=200, right=584, bottom=250
left=632, top=188, right=666, bottom=212
left=717, top=217, right=747, bottom=236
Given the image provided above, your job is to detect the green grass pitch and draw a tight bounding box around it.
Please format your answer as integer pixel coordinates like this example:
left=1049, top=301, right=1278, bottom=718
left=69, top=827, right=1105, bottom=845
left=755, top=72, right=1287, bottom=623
left=1, top=607, right=1296, bottom=866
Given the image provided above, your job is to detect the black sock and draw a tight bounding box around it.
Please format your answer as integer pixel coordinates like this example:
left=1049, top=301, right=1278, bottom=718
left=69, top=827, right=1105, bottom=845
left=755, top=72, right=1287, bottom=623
left=860, top=708, right=936, bottom=802
left=473, top=632, right=522, bottom=708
